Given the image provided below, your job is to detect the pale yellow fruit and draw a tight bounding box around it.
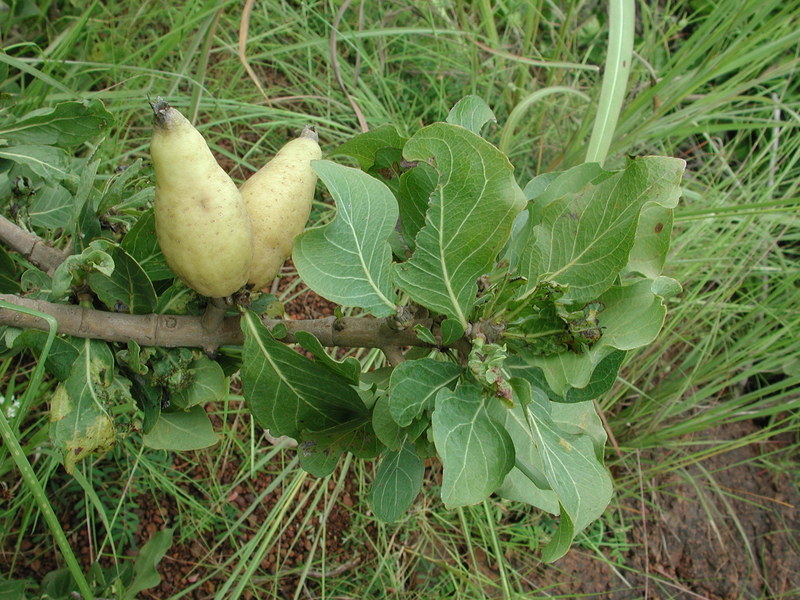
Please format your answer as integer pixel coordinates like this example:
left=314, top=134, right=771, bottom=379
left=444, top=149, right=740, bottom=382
left=150, top=99, right=253, bottom=297
left=241, top=127, right=322, bottom=290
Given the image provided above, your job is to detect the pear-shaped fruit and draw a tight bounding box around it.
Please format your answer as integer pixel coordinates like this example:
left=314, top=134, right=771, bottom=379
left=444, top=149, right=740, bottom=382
left=150, top=98, right=252, bottom=297
left=241, top=127, right=321, bottom=290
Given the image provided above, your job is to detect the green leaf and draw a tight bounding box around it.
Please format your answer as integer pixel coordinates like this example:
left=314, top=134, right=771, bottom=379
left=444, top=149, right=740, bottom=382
left=293, top=160, right=397, bottom=317
left=98, top=159, right=149, bottom=215
left=369, top=442, right=424, bottom=522
left=518, top=156, right=685, bottom=303
left=155, top=282, right=197, bottom=314
left=330, top=124, right=407, bottom=171
left=652, top=275, right=682, bottom=299
left=563, top=349, right=625, bottom=403
left=393, top=123, right=526, bottom=326
left=49, top=340, right=119, bottom=473
left=396, top=162, right=438, bottom=252
left=440, top=319, right=465, bottom=346
left=170, top=357, right=227, bottom=410
left=372, top=393, right=403, bottom=450
left=0, top=580, right=30, bottom=600
left=511, top=279, right=666, bottom=395
left=492, top=379, right=612, bottom=562
left=120, top=208, right=174, bottom=282
left=295, top=331, right=361, bottom=385
left=0, top=144, right=73, bottom=182
left=28, top=183, right=72, bottom=229
left=142, top=406, right=218, bottom=451
left=123, top=528, right=174, bottom=600
left=240, top=312, right=367, bottom=439
left=0, top=99, right=113, bottom=146
left=73, top=159, right=101, bottom=250
left=87, top=245, right=157, bottom=314
left=625, top=203, right=674, bottom=278
left=50, top=239, right=114, bottom=301
left=446, top=95, right=496, bottom=135
left=432, top=384, right=514, bottom=508
left=389, top=358, right=462, bottom=426
left=299, top=450, right=339, bottom=477
left=372, top=392, right=429, bottom=451
left=20, top=267, right=52, bottom=299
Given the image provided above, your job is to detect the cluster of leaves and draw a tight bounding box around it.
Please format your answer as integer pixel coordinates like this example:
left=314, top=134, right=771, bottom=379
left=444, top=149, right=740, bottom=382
left=241, top=97, right=685, bottom=560
left=0, top=95, right=684, bottom=562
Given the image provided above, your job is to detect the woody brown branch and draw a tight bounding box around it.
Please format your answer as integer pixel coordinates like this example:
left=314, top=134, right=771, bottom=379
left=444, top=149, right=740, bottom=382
left=0, top=215, right=69, bottom=275
left=0, top=294, right=434, bottom=351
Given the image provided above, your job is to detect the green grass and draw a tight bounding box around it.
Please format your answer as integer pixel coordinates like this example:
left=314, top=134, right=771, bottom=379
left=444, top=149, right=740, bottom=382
left=2, top=0, right=799, bottom=598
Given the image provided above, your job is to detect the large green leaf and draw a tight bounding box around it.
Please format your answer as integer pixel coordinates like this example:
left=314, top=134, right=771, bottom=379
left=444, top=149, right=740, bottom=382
left=369, top=442, right=425, bottom=522
left=432, top=384, right=514, bottom=508
left=240, top=312, right=367, bottom=439
left=388, top=358, right=462, bottom=426
left=142, top=406, right=218, bottom=451
left=293, top=160, right=397, bottom=317
left=87, top=245, right=157, bottom=314
left=518, top=156, right=685, bottom=303
left=491, top=379, right=612, bottom=562
left=0, top=99, right=113, bottom=146
left=49, top=340, right=121, bottom=473
left=393, top=123, right=526, bottom=326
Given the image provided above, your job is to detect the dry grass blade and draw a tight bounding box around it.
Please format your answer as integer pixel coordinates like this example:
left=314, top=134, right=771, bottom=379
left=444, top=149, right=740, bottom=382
left=238, top=0, right=270, bottom=102
left=330, top=0, right=369, bottom=132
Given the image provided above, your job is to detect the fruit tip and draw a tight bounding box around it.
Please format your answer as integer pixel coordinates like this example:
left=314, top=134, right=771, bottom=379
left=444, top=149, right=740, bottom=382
left=149, top=96, right=171, bottom=128
left=299, top=125, right=319, bottom=143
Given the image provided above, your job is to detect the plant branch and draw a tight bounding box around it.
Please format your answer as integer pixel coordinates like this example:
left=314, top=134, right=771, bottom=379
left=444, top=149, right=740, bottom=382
left=0, top=294, right=436, bottom=352
left=0, top=215, right=69, bottom=275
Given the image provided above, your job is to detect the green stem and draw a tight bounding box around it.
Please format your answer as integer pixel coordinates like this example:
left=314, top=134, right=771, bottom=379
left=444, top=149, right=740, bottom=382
left=585, top=0, right=635, bottom=165
left=0, top=411, right=94, bottom=599
left=482, top=500, right=512, bottom=600
left=0, top=299, right=58, bottom=431
left=0, top=300, right=93, bottom=598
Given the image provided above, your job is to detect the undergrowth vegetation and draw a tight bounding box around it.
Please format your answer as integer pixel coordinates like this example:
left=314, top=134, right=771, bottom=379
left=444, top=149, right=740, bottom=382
left=1, top=1, right=798, bottom=598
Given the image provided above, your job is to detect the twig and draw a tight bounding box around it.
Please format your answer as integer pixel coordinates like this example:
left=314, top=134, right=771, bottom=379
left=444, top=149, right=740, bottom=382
left=0, top=294, right=434, bottom=351
left=0, top=215, right=69, bottom=275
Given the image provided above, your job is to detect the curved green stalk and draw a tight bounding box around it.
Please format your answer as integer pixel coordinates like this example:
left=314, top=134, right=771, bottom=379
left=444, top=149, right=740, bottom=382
left=585, top=0, right=635, bottom=165
left=0, top=302, right=93, bottom=600
left=499, top=86, right=592, bottom=155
